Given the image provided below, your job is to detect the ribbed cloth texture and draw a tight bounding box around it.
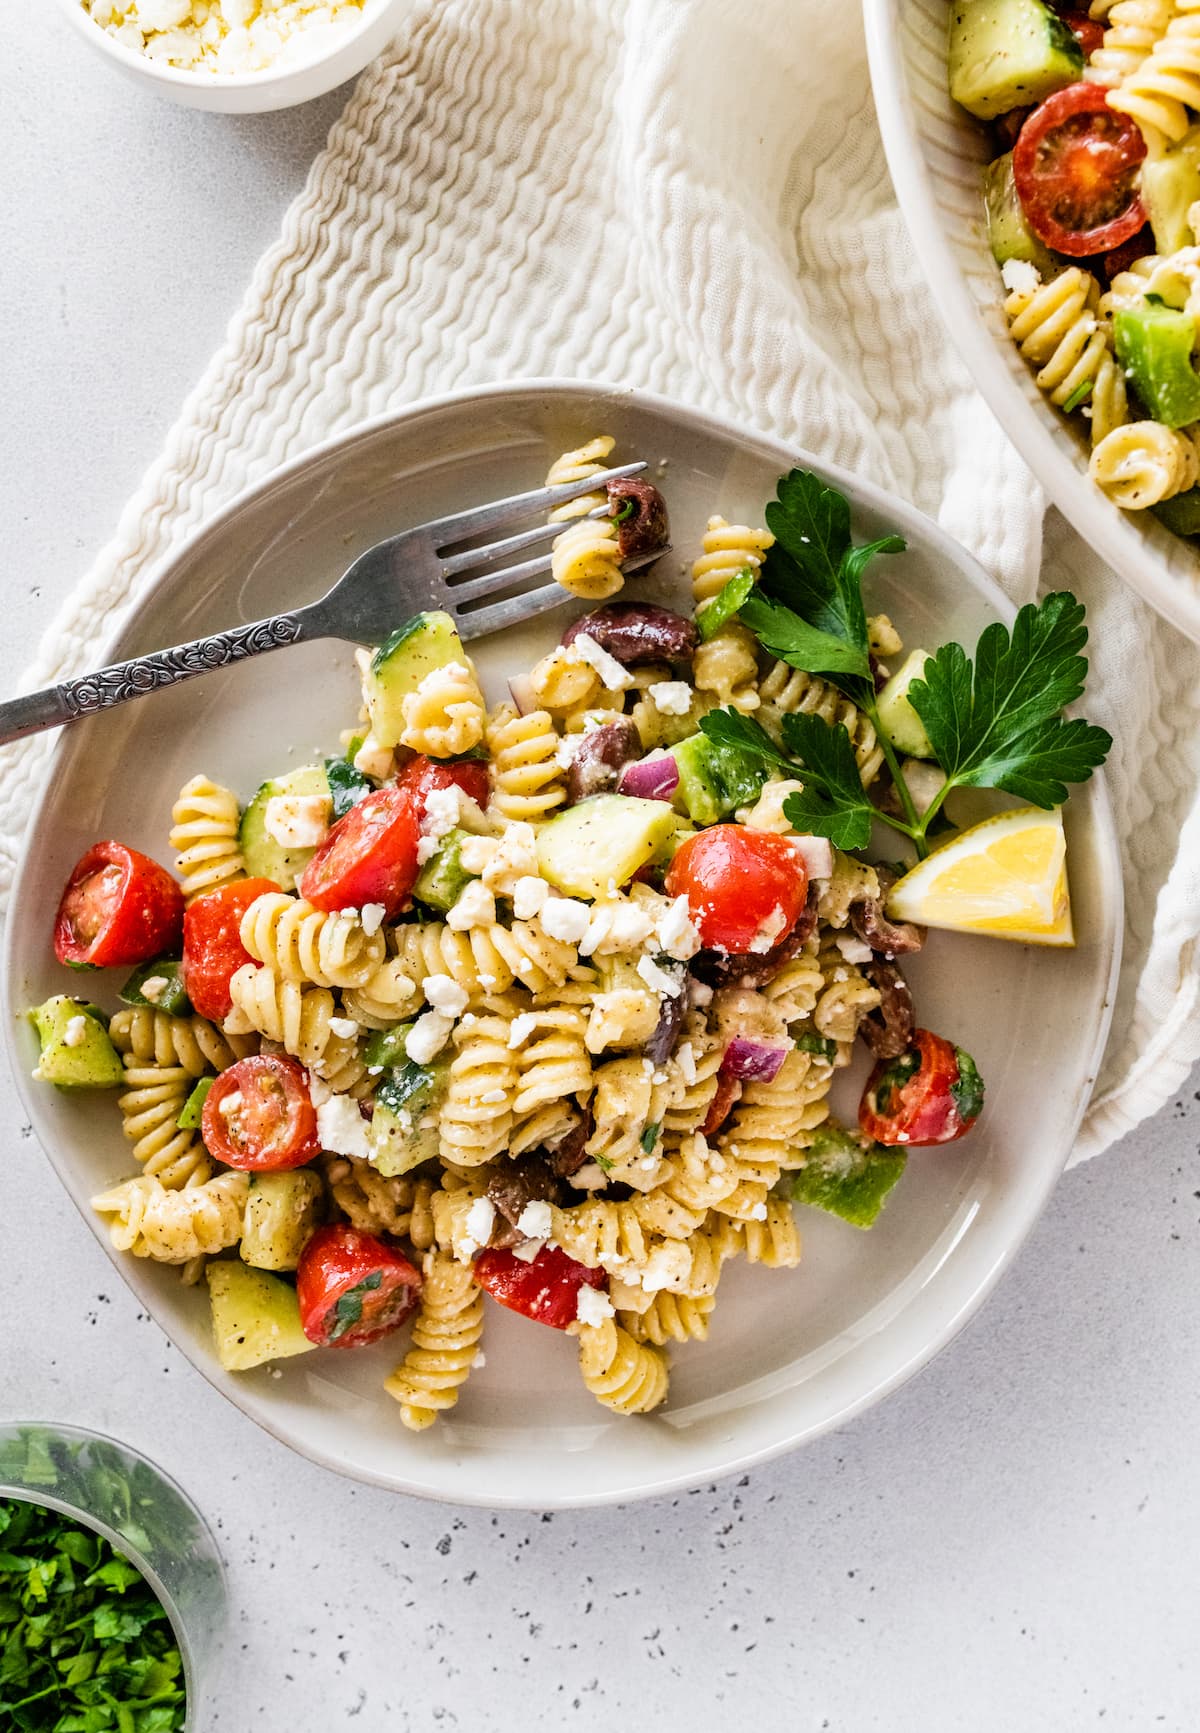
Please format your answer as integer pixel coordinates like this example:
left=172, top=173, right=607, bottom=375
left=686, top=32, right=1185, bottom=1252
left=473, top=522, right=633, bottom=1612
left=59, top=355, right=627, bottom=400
left=2, top=0, right=1197, bottom=1162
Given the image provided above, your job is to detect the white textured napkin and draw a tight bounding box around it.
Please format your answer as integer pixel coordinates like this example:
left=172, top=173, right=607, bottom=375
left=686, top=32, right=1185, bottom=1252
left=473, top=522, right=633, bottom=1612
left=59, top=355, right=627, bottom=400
left=4, top=0, right=1199, bottom=1161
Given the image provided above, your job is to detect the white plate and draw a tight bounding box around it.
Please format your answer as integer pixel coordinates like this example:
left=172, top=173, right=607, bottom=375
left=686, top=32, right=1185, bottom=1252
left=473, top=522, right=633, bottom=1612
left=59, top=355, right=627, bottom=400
left=2, top=381, right=1122, bottom=1508
left=864, top=0, right=1200, bottom=645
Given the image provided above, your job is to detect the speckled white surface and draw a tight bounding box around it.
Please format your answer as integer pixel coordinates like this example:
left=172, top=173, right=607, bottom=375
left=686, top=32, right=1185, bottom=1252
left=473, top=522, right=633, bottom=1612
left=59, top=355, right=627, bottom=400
left=3, top=11, right=1199, bottom=1729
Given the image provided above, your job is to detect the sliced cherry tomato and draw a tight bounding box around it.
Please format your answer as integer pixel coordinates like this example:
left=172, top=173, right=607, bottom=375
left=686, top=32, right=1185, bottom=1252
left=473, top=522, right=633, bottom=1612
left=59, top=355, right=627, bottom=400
left=54, top=842, right=184, bottom=969
left=298, top=784, right=420, bottom=918
left=664, top=825, right=808, bottom=955
left=296, top=1225, right=423, bottom=1348
left=1056, top=9, right=1105, bottom=57
left=474, top=1244, right=608, bottom=1331
left=202, top=1055, right=319, bottom=1171
left=1013, top=84, right=1146, bottom=258
left=702, top=1071, right=742, bottom=1139
left=397, top=754, right=490, bottom=820
left=181, top=877, right=280, bottom=1023
left=859, top=1029, right=985, bottom=1148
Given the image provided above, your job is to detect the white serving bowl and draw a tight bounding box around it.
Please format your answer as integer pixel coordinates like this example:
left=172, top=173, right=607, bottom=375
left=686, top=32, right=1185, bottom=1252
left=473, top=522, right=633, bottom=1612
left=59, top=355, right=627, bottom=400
left=2, top=381, right=1122, bottom=1507
left=864, top=0, right=1200, bottom=644
left=55, top=0, right=406, bottom=113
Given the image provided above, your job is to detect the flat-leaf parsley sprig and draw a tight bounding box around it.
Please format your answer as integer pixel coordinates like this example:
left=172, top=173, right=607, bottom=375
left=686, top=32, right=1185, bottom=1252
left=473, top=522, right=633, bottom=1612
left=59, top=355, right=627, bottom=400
left=697, top=469, right=1112, bottom=859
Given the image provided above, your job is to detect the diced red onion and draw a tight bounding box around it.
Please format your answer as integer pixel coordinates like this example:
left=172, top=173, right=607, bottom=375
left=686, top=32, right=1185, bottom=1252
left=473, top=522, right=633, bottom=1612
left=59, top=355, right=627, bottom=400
left=721, top=1037, right=787, bottom=1083
left=508, top=674, right=537, bottom=716
left=617, top=753, right=679, bottom=803
left=789, top=834, right=834, bottom=881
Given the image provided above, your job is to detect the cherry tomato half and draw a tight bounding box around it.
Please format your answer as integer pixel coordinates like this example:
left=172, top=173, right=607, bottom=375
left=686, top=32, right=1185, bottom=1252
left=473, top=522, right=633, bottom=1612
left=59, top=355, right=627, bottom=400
left=202, top=1055, right=320, bottom=1171
left=859, top=1029, right=985, bottom=1148
left=298, top=784, right=420, bottom=918
left=1056, top=9, right=1105, bottom=58
left=397, top=754, right=490, bottom=821
left=664, top=825, right=808, bottom=955
left=181, top=878, right=280, bottom=1023
left=296, top=1225, right=423, bottom=1348
left=474, top=1244, right=608, bottom=1331
left=1013, top=83, right=1146, bottom=257
left=54, top=842, right=184, bottom=970
left=702, top=1072, right=742, bottom=1139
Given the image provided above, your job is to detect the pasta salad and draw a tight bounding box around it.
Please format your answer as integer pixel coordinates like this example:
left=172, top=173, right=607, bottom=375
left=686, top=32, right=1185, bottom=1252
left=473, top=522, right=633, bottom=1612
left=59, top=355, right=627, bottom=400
left=948, top=0, right=1200, bottom=530
left=27, top=440, right=1109, bottom=1426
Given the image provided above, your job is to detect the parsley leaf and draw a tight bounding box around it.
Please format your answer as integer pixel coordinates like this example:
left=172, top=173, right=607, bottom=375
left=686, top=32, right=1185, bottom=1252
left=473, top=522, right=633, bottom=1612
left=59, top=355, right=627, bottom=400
left=780, top=714, right=876, bottom=851
left=737, top=592, right=872, bottom=680
left=908, top=593, right=1113, bottom=807
left=697, top=708, right=796, bottom=774
left=697, top=569, right=756, bottom=640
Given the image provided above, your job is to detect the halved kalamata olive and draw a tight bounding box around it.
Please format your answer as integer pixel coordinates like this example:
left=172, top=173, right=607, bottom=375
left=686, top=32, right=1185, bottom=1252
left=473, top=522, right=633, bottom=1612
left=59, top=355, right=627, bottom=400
left=859, top=959, right=915, bottom=1060
left=545, top=1109, right=593, bottom=1178
left=565, top=718, right=642, bottom=803
left=607, top=476, right=670, bottom=559
left=690, top=883, right=819, bottom=988
left=850, top=866, right=925, bottom=958
left=644, top=975, right=687, bottom=1065
left=562, top=601, right=697, bottom=670
left=486, top=1155, right=568, bottom=1243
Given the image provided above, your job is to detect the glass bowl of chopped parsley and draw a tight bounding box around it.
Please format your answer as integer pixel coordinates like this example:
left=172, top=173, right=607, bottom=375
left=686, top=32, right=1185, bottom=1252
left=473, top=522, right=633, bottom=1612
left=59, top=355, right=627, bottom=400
left=0, top=1423, right=225, bottom=1731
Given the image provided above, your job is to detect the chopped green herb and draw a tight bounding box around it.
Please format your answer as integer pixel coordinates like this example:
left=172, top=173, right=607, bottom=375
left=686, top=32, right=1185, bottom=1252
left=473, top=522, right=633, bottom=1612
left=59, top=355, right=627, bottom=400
left=872, top=1048, right=920, bottom=1116
left=612, top=498, right=636, bottom=525
left=950, top=1047, right=985, bottom=1122
left=640, top=1122, right=660, bottom=1154
left=593, top=1154, right=615, bottom=1174
left=328, top=1269, right=383, bottom=1343
left=325, top=755, right=371, bottom=822
left=1061, top=379, right=1093, bottom=414
left=795, top=1030, right=837, bottom=1060
left=697, top=569, right=756, bottom=640
left=177, top=1077, right=213, bottom=1130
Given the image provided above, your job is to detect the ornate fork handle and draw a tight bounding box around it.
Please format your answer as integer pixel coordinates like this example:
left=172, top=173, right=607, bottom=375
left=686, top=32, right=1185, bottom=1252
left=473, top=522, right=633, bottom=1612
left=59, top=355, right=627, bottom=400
left=0, top=613, right=311, bottom=745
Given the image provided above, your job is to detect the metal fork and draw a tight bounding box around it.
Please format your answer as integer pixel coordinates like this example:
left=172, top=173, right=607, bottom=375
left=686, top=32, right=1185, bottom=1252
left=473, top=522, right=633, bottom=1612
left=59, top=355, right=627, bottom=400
left=0, top=461, right=665, bottom=745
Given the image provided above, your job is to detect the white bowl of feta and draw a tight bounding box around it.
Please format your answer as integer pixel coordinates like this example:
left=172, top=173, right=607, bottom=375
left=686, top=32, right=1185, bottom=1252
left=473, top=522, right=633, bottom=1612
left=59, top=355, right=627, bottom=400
left=57, top=0, right=408, bottom=112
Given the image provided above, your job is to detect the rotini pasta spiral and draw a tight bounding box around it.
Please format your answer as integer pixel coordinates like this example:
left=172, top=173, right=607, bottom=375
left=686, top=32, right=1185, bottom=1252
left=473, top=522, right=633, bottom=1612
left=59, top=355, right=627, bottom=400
left=226, top=964, right=364, bottom=1085
left=340, top=954, right=421, bottom=1029
left=385, top=1250, right=485, bottom=1431
left=732, top=1196, right=803, bottom=1269
left=690, top=514, right=774, bottom=610
left=1004, top=268, right=1127, bottom=445
left=813, top=944, right=882, bottom=1050
left=719, top=1049, right=833, bottom=1174
left=439, top=1010, right=518, bottom=1166
left=400, top=661, right=486, bottom=758
left=92, top=1171, right=249, bottom=1264
left=486, top=705, right=567, bottom=824
left=393, top=918, right=577, bottom=1002
left=757, top=660, right=885, bottom=786
left=545, top=435, right=616, bottom=520
left=527, top=645, right=603, bottom=715
left=323, top=1153, right=432, bottom=1241
left=239, top=892, right=386, bottom=990
left=551, top=515, right=624, bottom=600
left=621, top=1289, right=716, bottom=1345
left=511, top=1004, right=591, bottom=1126
left=1089, top=417, right=1200, bottom=506
left=576, top=1316, right=669, bottom=1414
left=110, top=1006, right=251, bottom=1077
left=169, top=773, right=244, bottom=902
left=692, top=623, right=762, bottom=713
left=1085, top=0, right=1174, bottom=86
left=115, top=1057, right=210, bottom=1190
left=1109, top=0, right=1200, bottom=139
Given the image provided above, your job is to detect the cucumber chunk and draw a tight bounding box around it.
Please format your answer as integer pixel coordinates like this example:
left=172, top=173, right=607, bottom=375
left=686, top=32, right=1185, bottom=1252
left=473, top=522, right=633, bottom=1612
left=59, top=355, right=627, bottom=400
left=983, top=152, right=1057, bottom=273
left=536, top=794, right=678, bottom=900
left=1142, top=129, right=1200, bottom=256
left=241, top=1170, right=324, bottom=1272
left=364, top=611, right=469, bottom=750
left=369, top=1061, right=448, bottom=1177
left=239, top=763, right=330, bottom=890
left=668, top=733, right=767, bottom=825
left=1153, top=487, right=1200, bottom=536
left=119, top=958, right=190, bottom=1018
left=875, top=650, right=935, bottom=760
left=207, top=1261, right=316, bottom=1371
left=779, top=1124, right=907, bottom=1229
left=413, top=827, right=475, bottom=912
left=1114, top=300, right=1200, bottom=429
left=948, top=0, right=1082, bottom=120
left=178, top=1077, right=214, bottom=1129
left=28, top=996, right=123, bottom=1090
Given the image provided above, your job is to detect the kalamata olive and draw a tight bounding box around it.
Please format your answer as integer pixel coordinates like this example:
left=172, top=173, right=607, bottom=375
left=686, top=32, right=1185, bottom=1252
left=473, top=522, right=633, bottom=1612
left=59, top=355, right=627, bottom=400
left=562, top=601, right=697, bottom=670
left=850, top=866, right=925, bottom=958
left=486, top=1155, right=568, bottom=1241
left=644, top=974, right=687, bottom=1065
left=565, top=718, right=642, bottom=803
left=545, top=1109, right=593, bottom=1178
left=690, top=883, right=819, bottom=988
left=859, top=960, right=915, bottom=1059
left=606, top=476, right=670, bottom=559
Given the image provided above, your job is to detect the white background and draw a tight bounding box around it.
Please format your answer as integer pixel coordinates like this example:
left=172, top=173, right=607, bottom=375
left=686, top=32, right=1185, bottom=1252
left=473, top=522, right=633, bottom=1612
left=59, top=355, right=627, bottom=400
left=3, top=11, right=1199, bottom=1729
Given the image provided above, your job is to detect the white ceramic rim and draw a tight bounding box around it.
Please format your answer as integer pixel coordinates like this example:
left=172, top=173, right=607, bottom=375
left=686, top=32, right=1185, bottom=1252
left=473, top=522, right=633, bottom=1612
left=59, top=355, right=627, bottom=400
left=862, top=0, right=1200, bottom=645
left=2, top=379, right=1124, bottom=1506
left=54, top=0, right=397, bottom=89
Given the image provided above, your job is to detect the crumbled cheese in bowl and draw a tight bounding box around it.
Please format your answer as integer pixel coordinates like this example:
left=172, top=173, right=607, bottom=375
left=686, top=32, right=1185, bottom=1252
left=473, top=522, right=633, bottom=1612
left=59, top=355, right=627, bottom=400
left=82, top=0, right=370, bottom=76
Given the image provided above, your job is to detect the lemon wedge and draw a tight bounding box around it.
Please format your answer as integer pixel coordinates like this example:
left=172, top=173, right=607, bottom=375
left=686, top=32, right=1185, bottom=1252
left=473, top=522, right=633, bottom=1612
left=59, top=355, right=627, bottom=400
left=885, top=806, right=1073, bottom=946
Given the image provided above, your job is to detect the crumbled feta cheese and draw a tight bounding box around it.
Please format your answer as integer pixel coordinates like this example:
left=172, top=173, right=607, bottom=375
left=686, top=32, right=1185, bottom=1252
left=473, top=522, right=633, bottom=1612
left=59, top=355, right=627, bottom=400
left=567, top=632, right=634, bottom=691
left=747, top=906, right=789, bottom=953
left=569, top=1162, right=610, bottom=1191
left=479, top=1087, right=508, bottom=1105
left=460, top=1197, right=496, bottom=1258
left=446, top=880, right=497, bottom=932
left=421, top=785, right=461, bottom=840
left=640, top=1240, right=692, bottom=1293
left=748, top=1201, right=768, bottom=1220
left=62, top=1015, right=89, bottom=1049
left=540, top=896, right=591, bottom=945
left=741, top=778, right=806, bottom=835
left=423, top=974, right=469, bottom=1017
left=405, top=1010, right=455, bottom=1064
left=675, top=1041, right=697, bottom=1085
left=512, top=1238, right=546, bottom=1263
left=516, top=1200, right=554, bottom=1240
left=1001, top=258, right=1041, bottom=295
left=308, top=1072, right=334, bottom=1107
left=554, top=734, right=582, bottom=769
left=263, top=792, right=331, bottom=851
left=657, top=895, right=701, bottom=961
left=218, top=1090, right=243, bottom=1116
left=647, top=680, right=692, bottom=716
left=353, top=733, right=394, bottom=781
left=579, top=899, right=657, bottom=957
left=835, top=933, right=874, bottom=965
left=637, top=954, right=683, bottom=997
left=688, top=978, right=714, bottom=1009
left=416, top=835, right=440, bottom=867
left=315, top=1094, right=371, bottom=1161
left=472, top=1351, right=487, bottom=1369
left=575, top=1285, right=615, bottom=1326
left=479, top=823, right=539, bottom=895
left=327, top=1016, right=359, bottom=1039
left=359, top=902, right=386, bottom=937
left=459, top=834, right=499, bottom=875
left=512, top=875, right=550, bottom=920
left=139, top=975, right=168, bottom=1005
left=507, top=1012, right=539, bottom=1049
